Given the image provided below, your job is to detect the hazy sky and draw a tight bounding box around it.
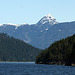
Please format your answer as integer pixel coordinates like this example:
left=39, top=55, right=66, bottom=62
left=0, top=0, right=75, bottom=24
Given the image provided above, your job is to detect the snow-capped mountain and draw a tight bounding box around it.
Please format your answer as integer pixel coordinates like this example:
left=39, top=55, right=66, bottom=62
left=0, top=14, right=75, bottom=49
left=0, top=23, right=19, bottom=27
left=37, top=14, right=57, bottom=25
left=0, top=23, right=29, bottom=29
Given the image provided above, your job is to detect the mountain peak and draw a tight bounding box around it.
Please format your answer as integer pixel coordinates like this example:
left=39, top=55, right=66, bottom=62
left=37, top=14, right=57, bottom=25
left=45, top=14, right=54, bottom=19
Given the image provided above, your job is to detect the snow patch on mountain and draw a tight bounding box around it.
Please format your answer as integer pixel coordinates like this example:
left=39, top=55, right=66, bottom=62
left=20, top=23, right=28, bottom=26
left=0, top=23, right=28, bottom=27
left=4, top=23, right=19, bottom=26
left=46, top=28, right=48, bottom=30
left=0, top=23, right=19, bottom=27
left=0, top=24, right=3, bottom=26
left=45, top=14, right=55, bottom=19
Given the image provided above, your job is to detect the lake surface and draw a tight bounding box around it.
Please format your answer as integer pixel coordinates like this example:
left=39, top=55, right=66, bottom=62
left=0, top=62, right=75, bottom=75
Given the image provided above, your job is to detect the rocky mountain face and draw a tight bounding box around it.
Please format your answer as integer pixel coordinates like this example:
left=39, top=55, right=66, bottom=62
left=0, top=14, right=75, bottom=49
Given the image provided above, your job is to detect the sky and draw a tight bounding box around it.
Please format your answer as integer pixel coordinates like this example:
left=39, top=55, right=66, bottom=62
left=0, top=0, right=75, bottom=24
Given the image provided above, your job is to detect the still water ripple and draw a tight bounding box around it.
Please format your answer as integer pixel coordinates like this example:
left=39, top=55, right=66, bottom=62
left=0, top=62, right=75, bottom=75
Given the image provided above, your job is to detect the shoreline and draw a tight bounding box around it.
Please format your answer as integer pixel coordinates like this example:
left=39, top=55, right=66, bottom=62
left=36, top=62, right=75, bottom=66
left=0, top=61, right=35, bottom=63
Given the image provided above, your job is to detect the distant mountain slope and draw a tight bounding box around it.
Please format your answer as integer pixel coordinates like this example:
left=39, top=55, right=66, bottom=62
left=0, top=15, right=75, bottom=49
left=0, top=33, right=41, bottom=62
left=36, top=34, right=75, bottom=66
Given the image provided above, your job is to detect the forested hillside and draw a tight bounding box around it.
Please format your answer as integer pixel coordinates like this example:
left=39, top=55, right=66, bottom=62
left=36, top=34, right=75, bottom=66
left=0, top=33, right=41, bottom=62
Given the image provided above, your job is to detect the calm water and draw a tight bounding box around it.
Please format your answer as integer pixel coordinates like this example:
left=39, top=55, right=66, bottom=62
left=0, top=62, right=75, bottom=75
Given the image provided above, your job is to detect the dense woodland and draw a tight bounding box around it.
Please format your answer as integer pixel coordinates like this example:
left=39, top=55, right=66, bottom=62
left=0, top=33, right=41, bottom=62
left=36, top=34, right=75, bottom=66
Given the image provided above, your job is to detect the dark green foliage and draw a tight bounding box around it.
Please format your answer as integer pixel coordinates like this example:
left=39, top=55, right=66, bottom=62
left=36, top=34, right=75, bottom=66
left=0, top=33, right=41, bottom=62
